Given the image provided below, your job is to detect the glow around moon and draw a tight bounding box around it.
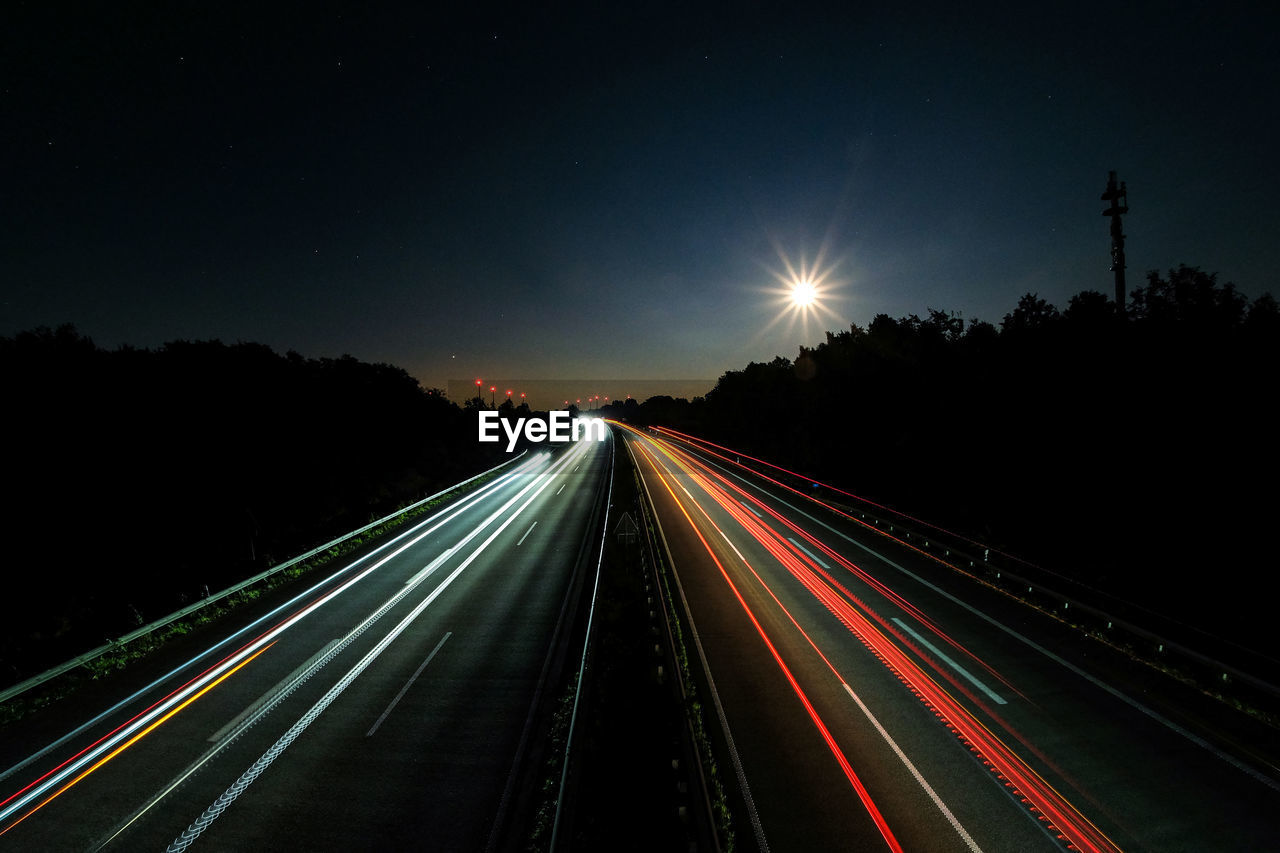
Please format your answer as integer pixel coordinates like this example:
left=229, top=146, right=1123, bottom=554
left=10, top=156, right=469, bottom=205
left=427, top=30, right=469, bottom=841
left=761, top=246, right=846, bottom=340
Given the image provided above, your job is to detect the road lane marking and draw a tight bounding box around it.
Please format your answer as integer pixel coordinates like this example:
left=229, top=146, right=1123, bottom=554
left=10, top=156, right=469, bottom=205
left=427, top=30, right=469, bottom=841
left=634, top=431, right=985, bottom=853
left=842, top=683, right=985, bottom=853
left=366, top=632, right=452, bottom=737
left=405, top=547, right=454, bottom=586
left=627, top=439, right=771, bottom=853
left=787, top=536, right=830, bottom=568
left=689, top=446, right=1280, bottom=793
left=891, top=618, right=1007, bottom=705
left=547, top=435, right=615, bottom=851
left=739, top=499, right=763, bottom=518
left=91, top=638, right=340, bottom=849
left=654, top=456, right=904, bottom=852
left=0, top=644, right=273, bottom=841
left=556, top=483, right=565, bottom=495
left=208, top=640, right=342, bottom=743
left=517, top=521, right=538, bottom=545
left=167, top=443, right=586, bottom=850
left=0, top=457, right=548, bottom=802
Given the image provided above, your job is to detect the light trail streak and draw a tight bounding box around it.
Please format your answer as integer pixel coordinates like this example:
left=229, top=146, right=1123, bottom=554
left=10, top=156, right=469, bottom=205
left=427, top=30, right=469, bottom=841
left=651, top=425, right=1008, bottom=588
left=655, top=426, right=1135, bottom=627
left=635, top=435, right=983, bottom=851
left=654, top=431, right=1020, bottom=696
left=653, top=425, right=959, bottom=542
left=0, top=454, right=544, bottom=789
left=167, top=437, right=595, bottom=850
left=639, top=426, right=1016, bottom=697
left=1, top=452, right=553, bottom=832
left=892, top=618, right=1006, bottom=705
left=631, top=426, right=1123, bottom=853
left=626, top=436, right=772, bottom=853
left=632, top=438, right=905, bottom=853
left=681, top=432, right=1280, bottom=797
left=0, top=643, right=274, bottom=838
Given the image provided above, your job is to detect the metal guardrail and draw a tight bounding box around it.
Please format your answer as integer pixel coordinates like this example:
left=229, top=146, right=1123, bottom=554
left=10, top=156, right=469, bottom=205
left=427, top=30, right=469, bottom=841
left=662, top=429, right=1280, bottom=711
left=549, top=434, right=615, bottom=852
left=0, top=452, right=527, bottom=706
left=825, top=499, right=1280, bottom=703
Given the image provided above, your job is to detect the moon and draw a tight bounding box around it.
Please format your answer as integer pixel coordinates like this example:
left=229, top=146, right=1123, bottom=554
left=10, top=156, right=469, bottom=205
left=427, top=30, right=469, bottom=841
left=791, top=280, right=817, bottom=307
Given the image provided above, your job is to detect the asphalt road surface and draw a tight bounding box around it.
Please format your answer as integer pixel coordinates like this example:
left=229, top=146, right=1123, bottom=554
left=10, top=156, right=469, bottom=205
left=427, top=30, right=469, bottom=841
left=0, top=435, right=612, bottom=852
left=622, top=423, right=1280, bottom=853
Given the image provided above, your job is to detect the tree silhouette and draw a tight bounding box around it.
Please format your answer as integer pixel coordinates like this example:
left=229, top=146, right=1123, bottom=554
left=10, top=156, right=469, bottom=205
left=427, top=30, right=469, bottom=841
left=0, top=328, right=501, bottom=685
left=1000, top=292, right=1060, bottom=335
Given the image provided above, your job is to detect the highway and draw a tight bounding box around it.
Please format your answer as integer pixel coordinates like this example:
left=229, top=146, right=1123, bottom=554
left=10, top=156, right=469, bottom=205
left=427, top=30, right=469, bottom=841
left=0, top=435, right=612, bottom=852
left=621, top=424, right=1280, bottom=853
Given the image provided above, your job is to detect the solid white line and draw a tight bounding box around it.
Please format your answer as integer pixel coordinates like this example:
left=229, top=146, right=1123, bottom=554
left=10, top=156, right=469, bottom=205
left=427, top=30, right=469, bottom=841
left=0, top=457, right=543, bottom=793
left=690, top=447, right=1280, bottom=792
left=739, top=499, right=763, bottom=518
left=169, top=447, right=580, bottom=849
left=787, top=536, right=830, bottom=569
left=517, top=521, right=538, bottom=545
left=405, top=547, right=454, bottom=586
left=366, top=632, right=452, bottom=737
left=891, top=618, right=1007, bottom=705
left=208, top=640, right=342, bottom=743
left=657, top=446, right=981, bottom=850
left=629, top=438, right=770, bottom=853
left=842, top=682, right=985, bottom=853
left=94, top=635, right=343, bottom=850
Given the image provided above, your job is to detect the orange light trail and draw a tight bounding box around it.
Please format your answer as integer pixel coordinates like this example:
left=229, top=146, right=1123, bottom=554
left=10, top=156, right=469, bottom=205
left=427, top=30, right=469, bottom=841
left=651, top=424, right=1014, bottom=585
left=3, top=456, right=547, bottom=834
left=1, top=593, right=335, bottom=818
left=0, top=642, right=274, bottom=839
left=1, top=625, right=282, bottom=814
left=627, top=425, right=1122, bottom=853
left=632, top=438, right=905, bottom=852
left=654, top=433, right=1022, bottom=699
left=654, top=424, right=1055, bottom=579
left=649, top=425, right=1037, bottom=686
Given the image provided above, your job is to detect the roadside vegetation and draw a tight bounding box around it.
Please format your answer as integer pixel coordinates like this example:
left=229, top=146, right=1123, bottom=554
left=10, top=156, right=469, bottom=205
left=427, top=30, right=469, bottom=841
left=0, top=462, right=504, bottom=729
left=528, top=439, right=727, bottom=852
left=600, top=267, right=1279, bottom=660
left=0, top=329, right=503, bottom=697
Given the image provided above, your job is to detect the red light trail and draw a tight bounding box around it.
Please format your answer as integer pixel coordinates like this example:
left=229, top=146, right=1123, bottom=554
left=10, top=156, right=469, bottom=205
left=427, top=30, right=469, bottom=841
left=625, top=424, right=1122, bottom=853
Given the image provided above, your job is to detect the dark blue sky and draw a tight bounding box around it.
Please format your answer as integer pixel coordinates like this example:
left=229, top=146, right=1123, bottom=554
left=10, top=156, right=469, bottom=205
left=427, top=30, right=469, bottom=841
left=4, top=2, right=1276, bottom=404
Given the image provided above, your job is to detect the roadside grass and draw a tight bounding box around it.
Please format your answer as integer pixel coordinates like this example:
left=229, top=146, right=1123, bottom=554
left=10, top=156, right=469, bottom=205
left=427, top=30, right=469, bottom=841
left=0, top=471, right=502, bottom=730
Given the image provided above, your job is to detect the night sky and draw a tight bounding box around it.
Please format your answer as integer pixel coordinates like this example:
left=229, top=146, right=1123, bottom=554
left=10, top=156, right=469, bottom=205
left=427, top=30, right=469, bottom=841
left=4, top=2, right=1276, bottom=406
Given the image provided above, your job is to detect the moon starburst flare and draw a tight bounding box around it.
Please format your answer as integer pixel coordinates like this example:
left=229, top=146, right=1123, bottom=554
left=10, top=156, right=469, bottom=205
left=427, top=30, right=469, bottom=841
left=760, top=246, right=846, bottom=341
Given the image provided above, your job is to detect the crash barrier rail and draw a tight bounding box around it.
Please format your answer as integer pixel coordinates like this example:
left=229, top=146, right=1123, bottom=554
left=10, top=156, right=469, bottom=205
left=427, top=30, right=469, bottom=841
left=0, top=452, right=527, bottom=706
left=659, top=429, right=1280, bottom=711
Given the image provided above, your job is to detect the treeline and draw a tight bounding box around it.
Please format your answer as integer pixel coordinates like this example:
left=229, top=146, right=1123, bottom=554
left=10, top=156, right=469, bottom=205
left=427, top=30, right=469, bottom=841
left=608, top=266, right=1278, bottom=629
left=1, top=327, right=500, bottom=684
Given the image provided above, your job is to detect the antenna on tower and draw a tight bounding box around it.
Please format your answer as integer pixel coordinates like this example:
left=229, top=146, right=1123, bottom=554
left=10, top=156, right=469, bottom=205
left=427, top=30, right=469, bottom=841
left=1101, top=171, right=1129, bottom=316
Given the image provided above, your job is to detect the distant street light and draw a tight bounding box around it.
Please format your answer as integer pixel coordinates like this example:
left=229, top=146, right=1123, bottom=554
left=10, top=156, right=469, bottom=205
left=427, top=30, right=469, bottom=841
left=490, top=385, right=496, bottom=407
